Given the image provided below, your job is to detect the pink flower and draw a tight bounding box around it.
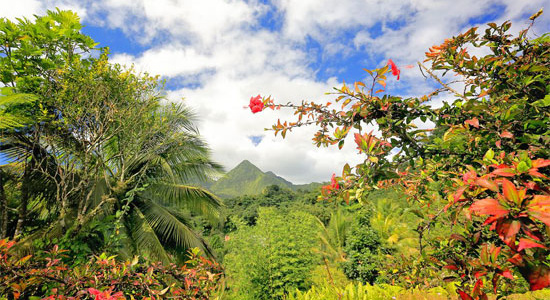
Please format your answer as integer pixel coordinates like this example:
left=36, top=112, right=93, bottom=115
left=249, top=95, right=264, bottom=113
left=387, top=59, right=400, bottom=80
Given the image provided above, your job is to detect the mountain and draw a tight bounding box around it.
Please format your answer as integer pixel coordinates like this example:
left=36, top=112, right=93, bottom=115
left=205, top=160, right=321, bottom=198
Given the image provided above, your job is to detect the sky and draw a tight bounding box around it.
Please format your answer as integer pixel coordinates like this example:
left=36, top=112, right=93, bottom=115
left=1, top=0, right=549, bottom=184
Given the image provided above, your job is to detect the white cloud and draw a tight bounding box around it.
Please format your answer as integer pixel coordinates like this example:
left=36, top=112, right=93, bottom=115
left=0, top=0, right=43, bottom=20
left=0, top=0, right=87, bottom=22
left=111, top=46, right=215, bottom=77
left=2, top=0, right=549, bottom=184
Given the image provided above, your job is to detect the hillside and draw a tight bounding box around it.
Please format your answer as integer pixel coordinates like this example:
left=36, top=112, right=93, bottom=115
left=207, top=160, right=321, bottom=198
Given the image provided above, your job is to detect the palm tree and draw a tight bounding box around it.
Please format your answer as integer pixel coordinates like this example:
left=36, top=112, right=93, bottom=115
left=0, top=90, right=37, bottom=130
left=370, top=197, right=418, bottom=256
left=1, top=55, right=223, bottom=263
left=315, top=208, right=351, bottom=263
left=99, top=103, right=224, bottom=262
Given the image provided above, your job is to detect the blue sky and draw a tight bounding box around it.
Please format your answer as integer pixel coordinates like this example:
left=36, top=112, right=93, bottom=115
left=2, top=0, right=549, bottom=183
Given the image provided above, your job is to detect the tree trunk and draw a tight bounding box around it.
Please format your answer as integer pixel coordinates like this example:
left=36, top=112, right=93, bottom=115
left=0, top=171, right=7, bottom=239
left=13, top=161, right=31, bottom=239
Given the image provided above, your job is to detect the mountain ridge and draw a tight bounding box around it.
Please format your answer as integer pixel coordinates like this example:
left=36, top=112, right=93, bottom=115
left=204, top=160, right=322, bottom=198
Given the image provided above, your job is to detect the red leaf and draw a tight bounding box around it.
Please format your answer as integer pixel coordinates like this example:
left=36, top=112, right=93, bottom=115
left=523, top=226, right=543, bottom=242
left=387, top=59, right=401, bottom=80
left=501, top=269, right=514, bottom=280
left=458, top=290, right=474, bottom=300
left=475, top=178, right=499, bottom=192
left=502, top=179, right=523, bottom=205
left=517, top=238, right=547, bottom=252
left=473, top=278, right=483, bottom=293
left=454, top=186, right=467, bottom=202
left=444, top=265, right=459, bottom=270
left=470, top=198, right=509, bottom=217
left=499, top=131, right=514, bottom=138
left=492, top=168, right=516, bottom=177
left=528, top=170, right=548, bottom=179
left=497, top=220, right=521, bottom=241
left=508, top=253, right=523, bottom=266
left=464, top=117, right=480, bottom=128
left=522, top=264, right=550, bottom=291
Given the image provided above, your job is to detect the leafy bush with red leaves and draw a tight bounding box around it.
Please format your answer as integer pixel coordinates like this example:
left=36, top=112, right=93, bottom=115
left=0, top=239, right=222, bottom=299
left=251, top=11, right=550, bottom=299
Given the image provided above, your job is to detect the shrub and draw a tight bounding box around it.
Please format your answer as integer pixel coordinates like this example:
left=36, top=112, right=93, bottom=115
left=0, top=239, right=222, bottom=299
left=342, top=207, right=390, bottom=284
left=223, top=208, right=319, bottom=299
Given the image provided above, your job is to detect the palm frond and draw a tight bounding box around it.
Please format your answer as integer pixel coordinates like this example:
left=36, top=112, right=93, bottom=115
left=127, top=206, right=171, bottom=263
left=135, top=198, right=213, bottom=258
left=145, top=181, right=222, bottom=225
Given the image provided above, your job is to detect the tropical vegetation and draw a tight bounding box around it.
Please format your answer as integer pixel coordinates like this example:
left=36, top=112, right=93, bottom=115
left=1, top=7, right=549, bottom=300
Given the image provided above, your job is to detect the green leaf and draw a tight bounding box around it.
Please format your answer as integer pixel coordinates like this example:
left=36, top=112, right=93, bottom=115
left=483, top=148, right=495, bottom=161
left=517, top=161, right=529, bottom=173
left=532, top=95, right=550, bottom=107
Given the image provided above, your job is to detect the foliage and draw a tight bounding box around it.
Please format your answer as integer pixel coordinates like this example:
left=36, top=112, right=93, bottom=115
left=252, top=13, right=550, bottom=299
left=287, top=282, right=429, bottom=300
left=0, top=10, right=222, bottom=263
left=0, top=88, right=37, bottom=130
left=288, top=280, right=550, bottom=300
left=308, top=265, right=351, bottom=288
left=222, top=184, right=333, bottom=228
left=0, top=239, right=222, bottom=299
left=341, top=206, right=391, bottom=284
left=223, top=208, right=319, bottom=300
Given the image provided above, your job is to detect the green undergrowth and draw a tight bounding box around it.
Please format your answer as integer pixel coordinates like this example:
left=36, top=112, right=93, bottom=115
left=286, top=282, right=550, bottom=300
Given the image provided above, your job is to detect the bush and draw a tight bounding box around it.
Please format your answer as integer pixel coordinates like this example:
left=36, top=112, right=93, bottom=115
left=223, top=208, right=319, bottom=299
left=342, top=207, right=390, bottom=284
left=0, top=239, right=222, bottom=299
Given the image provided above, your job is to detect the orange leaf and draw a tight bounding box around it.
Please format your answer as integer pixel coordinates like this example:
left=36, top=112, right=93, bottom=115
left=528, top=210, right=550, bottom=227
left=453, top=186, right=467, bottom=202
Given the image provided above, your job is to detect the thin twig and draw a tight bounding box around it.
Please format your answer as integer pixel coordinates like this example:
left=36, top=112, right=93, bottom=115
left=418, top=62, right=469, bottom=101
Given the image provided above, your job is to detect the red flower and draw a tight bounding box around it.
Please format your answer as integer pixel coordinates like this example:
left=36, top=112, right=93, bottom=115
left=387, top=59, right=400, bottom=80
left=249, top=95, right=264, bottom=113
left=330, top=173, right=340, bottom=189
left=321, top=173, right=340, bottom=195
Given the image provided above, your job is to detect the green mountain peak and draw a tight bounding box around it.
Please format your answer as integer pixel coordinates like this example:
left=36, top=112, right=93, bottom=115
left=207, top=160, right=318, bottom=198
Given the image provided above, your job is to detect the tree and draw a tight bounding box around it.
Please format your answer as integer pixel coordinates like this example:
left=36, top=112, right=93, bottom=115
left=341, top=206, right=390, bottom=284
left=0, top=9, right=96, bottom=239
left=0, top=10, right=222, bottom=263
left=251, top=12, right=550, bottom=298
left=224, top=208, right=319, bottom=299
